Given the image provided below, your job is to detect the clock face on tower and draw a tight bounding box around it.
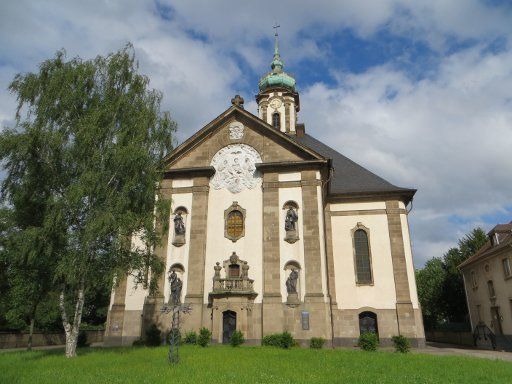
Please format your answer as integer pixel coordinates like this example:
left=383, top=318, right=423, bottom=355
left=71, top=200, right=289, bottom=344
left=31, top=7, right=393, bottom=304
left=269, top=98, right=282, bottom=109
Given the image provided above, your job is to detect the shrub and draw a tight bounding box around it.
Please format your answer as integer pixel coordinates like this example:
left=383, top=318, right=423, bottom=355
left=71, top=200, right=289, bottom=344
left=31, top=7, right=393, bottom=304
left=358, top=332, right=379, bottom=351
left=262, top=332, right=295, bottom=349
left=77, top=330, right=89, bottom=348
left=392, top=335, right=410, bottom=353
left=184, top=331, right=197, bottom=345
left=145, top=324, right=162, bottom=347
left=197, top=327, right=212, bottom=347
left=167, top=328, right=181, bottom=345
left=310, top=337, right=325, bottom=349
left=230, top=330, right=245, bottom=347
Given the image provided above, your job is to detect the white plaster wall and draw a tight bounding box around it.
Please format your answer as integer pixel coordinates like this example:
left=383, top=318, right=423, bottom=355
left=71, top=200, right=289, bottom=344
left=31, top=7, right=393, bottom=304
left=278, top=172, right=301, bottom=182
left=124, top=234, right=149, bottom=311
left=330, top=202, right=386, bottom=211
left=288, top=98, right=296, bottom=132
left=330, top=213, right=397, bottom=309
left=172, top=179, right=194, bottom=188
left=279, top=187, right=306, bottom=302
left=400, top=213, right=420, bottom=308
left=203, top=186, right=263, bottom=303
left=164, top=191, right=193, bottom=303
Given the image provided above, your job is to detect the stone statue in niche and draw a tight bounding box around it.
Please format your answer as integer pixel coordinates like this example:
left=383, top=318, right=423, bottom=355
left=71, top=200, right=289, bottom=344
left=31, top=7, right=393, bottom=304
left=285, top=207, right=298, bottom=231
left=168, top=269, right=183, bottom=305
left=286, top=269, right=299, bottom=294
left=286, top=268, right=300, bottom=305
left=174, top=212, right=186, bottom=235
left=172, top=211, right=186, bottom=247
left=284, top=205, right=299, bottom=244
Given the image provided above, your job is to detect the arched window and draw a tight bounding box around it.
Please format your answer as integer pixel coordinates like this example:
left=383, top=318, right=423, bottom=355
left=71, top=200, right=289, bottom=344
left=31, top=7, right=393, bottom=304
left=227, top=210, right=244, bottom=239
left=354, top=228, right=372, bottom=284
left=272, top=112, right=280, bottom=129
left=359, top=311, right=378, bottom=335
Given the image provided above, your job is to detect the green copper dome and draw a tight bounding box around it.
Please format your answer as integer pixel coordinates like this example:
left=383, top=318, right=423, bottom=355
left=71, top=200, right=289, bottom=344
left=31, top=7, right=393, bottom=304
left=258, top=33, right=296, bottom=92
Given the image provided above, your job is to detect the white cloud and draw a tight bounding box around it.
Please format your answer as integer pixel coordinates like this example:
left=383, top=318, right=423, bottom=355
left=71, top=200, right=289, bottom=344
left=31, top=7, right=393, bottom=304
left=300, top=45, right=512, bottom=265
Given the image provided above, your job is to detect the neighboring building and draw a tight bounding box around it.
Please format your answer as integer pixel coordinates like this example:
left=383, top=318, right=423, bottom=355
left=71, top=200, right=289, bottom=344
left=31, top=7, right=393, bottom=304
left=460, top=223, right=512, bottom=349
left=104, top=35, right=425, bottom=347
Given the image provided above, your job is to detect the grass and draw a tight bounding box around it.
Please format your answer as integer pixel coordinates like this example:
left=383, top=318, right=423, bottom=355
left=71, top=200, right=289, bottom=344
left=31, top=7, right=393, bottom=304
left=1, top=345, right=511, bottom=384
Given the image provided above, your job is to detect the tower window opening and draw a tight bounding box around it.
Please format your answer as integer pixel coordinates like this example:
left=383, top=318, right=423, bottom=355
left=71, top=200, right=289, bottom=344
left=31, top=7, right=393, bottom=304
left=272, top=112, right=280, bottom=129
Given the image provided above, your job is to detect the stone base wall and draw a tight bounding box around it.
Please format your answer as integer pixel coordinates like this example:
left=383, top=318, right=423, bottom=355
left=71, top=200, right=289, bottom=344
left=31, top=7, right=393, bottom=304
left=0, top=330, right=104, bottom=349
left=425, top=330, right=474, bottom=346
left=104, top=298, right=425, bottom=348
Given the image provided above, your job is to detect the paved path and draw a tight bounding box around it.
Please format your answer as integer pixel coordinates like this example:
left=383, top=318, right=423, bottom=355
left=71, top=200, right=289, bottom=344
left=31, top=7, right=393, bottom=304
left=415, top=342, right=512, bottom=362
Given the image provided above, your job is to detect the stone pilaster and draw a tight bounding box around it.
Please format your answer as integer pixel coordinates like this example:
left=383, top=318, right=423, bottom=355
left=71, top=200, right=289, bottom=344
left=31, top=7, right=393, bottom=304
left=301, top=170, right=324, bottom=300
left=324, top=205, right=338, bottom=306
left=261, top=101, right=268, bottom=123
left=386, top=200, right=416, bottom=337
left=140, top=180, right=172, bottom=336
left=284, top=101, right=291, bottom=132
left=104, top=275, right=127, bottom=345
left=184, top=176, right=210, bottom=330
left=262, top=172, right=283, bottom=334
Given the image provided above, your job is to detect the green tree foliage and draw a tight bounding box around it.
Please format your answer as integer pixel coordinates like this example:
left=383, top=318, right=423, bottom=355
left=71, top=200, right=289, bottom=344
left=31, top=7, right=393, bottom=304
left=416, top=257, right=446, bottom=328
left=416, top=228, right=488, bottom=327
left=1, top=44, right=176, bottom=357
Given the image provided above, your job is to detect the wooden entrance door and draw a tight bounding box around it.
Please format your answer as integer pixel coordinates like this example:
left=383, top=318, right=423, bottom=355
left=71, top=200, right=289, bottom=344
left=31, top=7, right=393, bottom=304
left=222, top=311, right=237, bottom=344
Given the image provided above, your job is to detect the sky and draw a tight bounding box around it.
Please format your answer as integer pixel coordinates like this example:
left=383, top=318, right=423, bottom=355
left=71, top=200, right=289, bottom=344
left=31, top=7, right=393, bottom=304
left=1, top=0, right=511, bottom=268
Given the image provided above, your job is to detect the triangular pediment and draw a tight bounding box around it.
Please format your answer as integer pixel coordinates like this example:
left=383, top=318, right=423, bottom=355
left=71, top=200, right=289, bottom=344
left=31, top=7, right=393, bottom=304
left=164, top=106, right=324, bottom=171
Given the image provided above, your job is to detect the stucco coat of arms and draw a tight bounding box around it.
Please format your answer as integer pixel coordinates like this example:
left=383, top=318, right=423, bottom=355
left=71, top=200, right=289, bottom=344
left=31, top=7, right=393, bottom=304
left=210, top=144, right=262, bottom=193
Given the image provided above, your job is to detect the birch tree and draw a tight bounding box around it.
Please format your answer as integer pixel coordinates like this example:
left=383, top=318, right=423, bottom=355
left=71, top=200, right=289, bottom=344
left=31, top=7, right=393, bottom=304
left=2, top=45, right=175, bottom=357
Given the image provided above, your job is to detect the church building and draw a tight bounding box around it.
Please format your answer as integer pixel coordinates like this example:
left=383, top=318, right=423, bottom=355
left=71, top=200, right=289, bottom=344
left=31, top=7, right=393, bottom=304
left=105, top=35, right=425, bottom=347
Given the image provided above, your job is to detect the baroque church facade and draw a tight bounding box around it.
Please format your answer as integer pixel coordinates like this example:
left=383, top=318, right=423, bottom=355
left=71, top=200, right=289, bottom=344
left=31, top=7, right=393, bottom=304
left=105, top=37, right=425, bottom=347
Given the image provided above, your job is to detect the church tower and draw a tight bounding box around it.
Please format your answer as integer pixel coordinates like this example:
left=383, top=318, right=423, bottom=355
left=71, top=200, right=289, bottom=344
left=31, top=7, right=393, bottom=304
left=256, top=29, right=300, bottom=134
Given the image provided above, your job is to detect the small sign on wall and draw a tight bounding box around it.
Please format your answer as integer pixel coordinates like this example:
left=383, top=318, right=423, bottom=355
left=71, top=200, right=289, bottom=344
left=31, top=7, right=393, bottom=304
left=301, top=311, right=310, bottom=330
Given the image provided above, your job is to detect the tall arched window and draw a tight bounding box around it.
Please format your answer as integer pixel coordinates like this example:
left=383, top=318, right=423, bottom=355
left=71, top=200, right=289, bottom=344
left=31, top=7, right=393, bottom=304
left=354, top=228, right=372, bottom=284
left=272, top=112, right=280, bottom=129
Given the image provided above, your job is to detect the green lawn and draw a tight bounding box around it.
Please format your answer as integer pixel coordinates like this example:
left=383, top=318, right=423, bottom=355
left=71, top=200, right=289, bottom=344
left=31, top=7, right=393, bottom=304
left=1, top=345, right=511, bottom=384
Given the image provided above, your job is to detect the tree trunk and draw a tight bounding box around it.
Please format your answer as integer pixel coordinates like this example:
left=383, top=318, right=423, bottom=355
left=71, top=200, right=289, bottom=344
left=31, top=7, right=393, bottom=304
left=27, top=318, right=35, bottom=351
left=60, top=278, right=86, bottom=358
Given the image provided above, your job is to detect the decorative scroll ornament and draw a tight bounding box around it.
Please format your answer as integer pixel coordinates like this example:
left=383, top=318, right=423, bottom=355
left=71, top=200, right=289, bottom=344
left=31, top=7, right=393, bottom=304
left=210, top=144, right=262, bottom=193
left=229, top=122, right=244, bottom=140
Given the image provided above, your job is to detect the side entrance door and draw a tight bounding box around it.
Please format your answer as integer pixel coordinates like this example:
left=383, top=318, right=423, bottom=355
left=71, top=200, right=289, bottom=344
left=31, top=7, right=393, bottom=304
left=222, top=310, right=237, bottom=344
left=491, top=306, right=503, bottom=335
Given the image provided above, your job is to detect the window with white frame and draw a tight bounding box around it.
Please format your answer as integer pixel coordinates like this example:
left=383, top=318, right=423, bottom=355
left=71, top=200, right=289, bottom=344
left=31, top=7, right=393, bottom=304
left=503, top=258, right=511, bottom=278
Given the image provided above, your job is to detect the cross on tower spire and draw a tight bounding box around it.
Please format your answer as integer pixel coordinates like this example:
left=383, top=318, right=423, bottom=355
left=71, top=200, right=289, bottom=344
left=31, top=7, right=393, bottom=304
left=273, top=23, right=280, bottom=58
